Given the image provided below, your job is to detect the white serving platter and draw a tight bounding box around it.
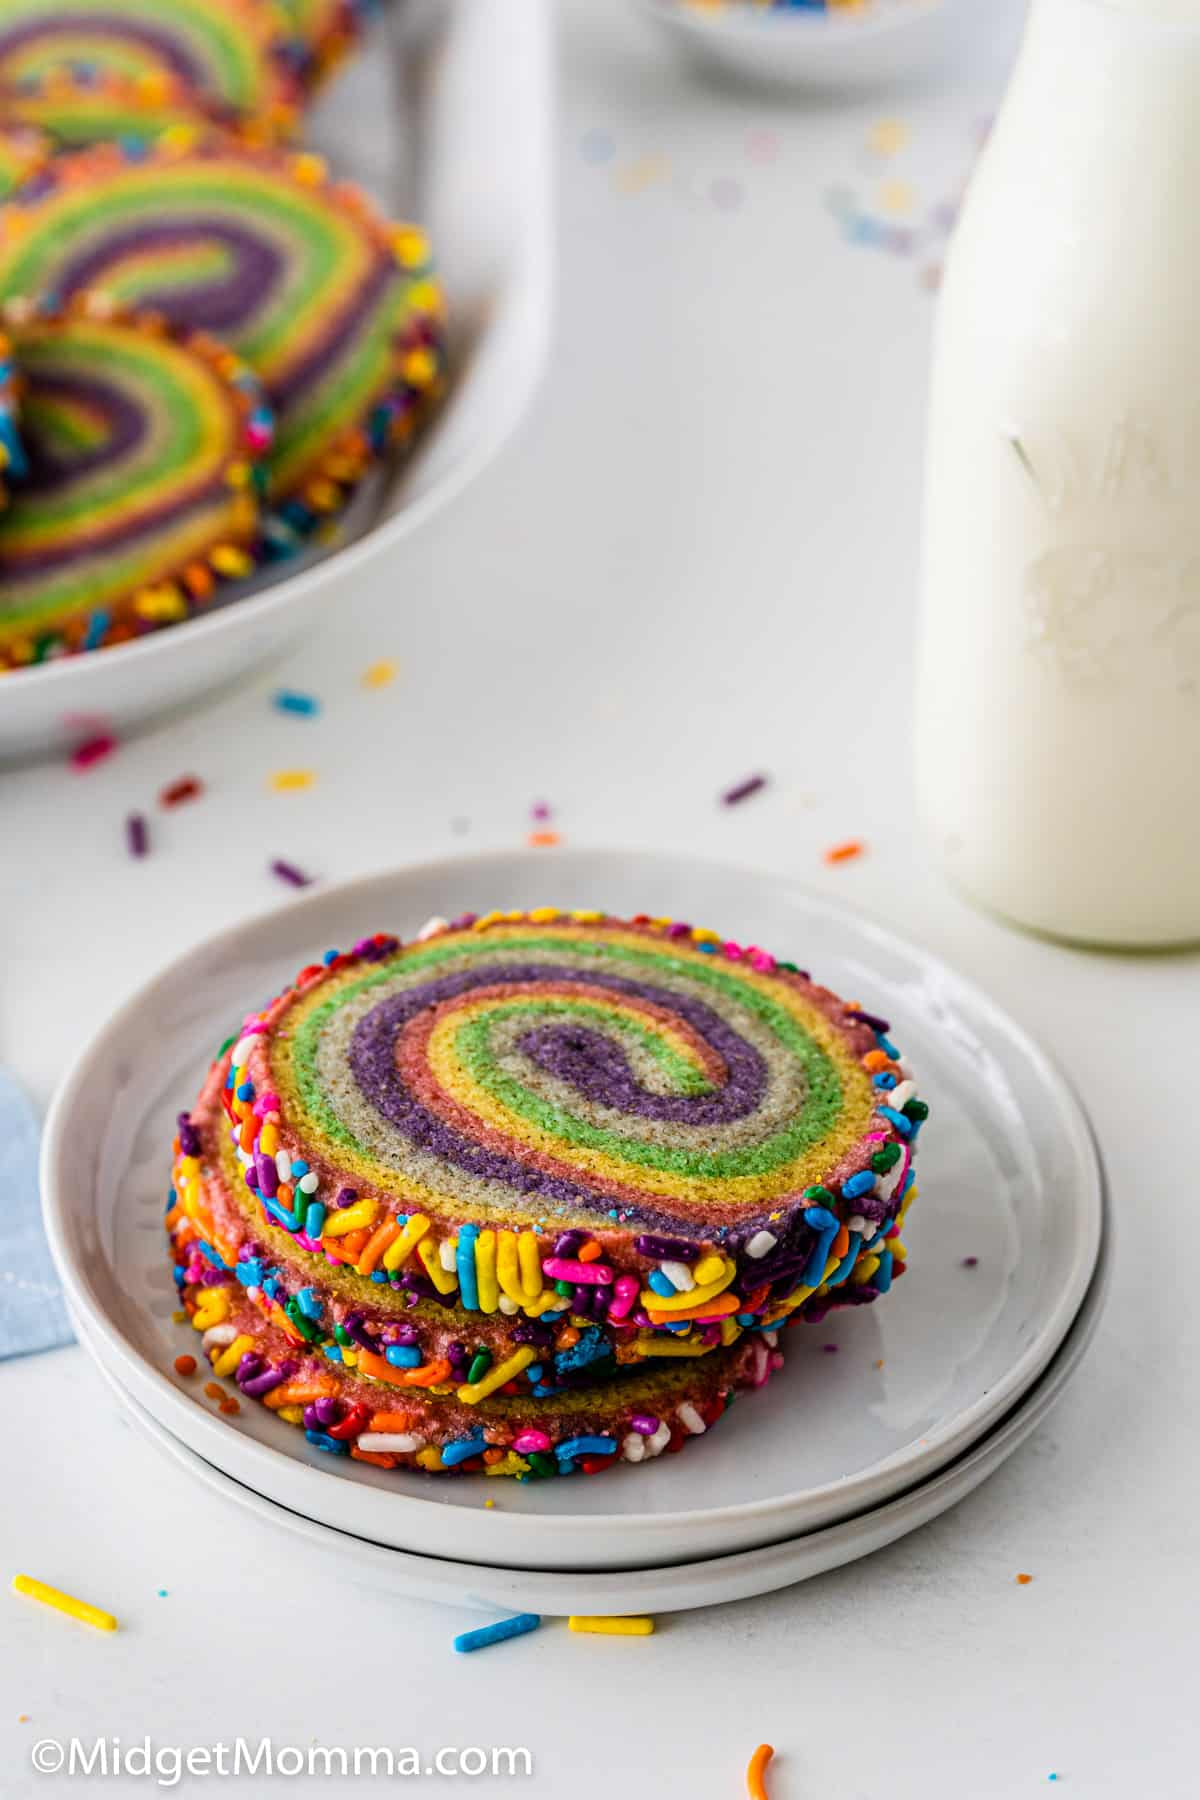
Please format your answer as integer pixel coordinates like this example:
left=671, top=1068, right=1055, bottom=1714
left=42, top=849, right=1106, bottom=1572
left=0, top=0, right=554, bottom=761
left=73, top=1222, right=1109, bottom=1617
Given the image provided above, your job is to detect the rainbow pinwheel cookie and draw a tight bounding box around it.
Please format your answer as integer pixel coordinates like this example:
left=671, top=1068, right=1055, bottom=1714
left=0, top=297, right=272, bottom=671
left=0, top=139, right=445, bottom=546
left=0, top=0, right=300, bottom=141
left=166, top=911, right=922, bottom=1476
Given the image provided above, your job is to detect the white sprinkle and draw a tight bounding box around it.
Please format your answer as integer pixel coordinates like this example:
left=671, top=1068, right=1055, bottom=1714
left=677, top=1402, right=706, bottom=1435
left=750, top=1341, right=770, bottom=1386
left=275, top=1149, right=291, bottom=1182
left=498, top=1294, right=519, bottom=1315
left=622, top=1432, right=646, bottom=1462
left=358, top=1432, right=425, bottom=1454
left=297, top=1171, right=320, bottom=1195
left=201, top=1323, right=238, bottom=1351
left=417, top=915, right=449, bottom=941
left=647, top=1420, right=672, bottom=1456
left=846, top=1215, right=869, bottom=1235
left=877, top=1159, right=906, bottom=1201
left=888, top=1081, right=916, bottom=1111
left=745, top=1230, right=778, bottom=1259
left=439, top=1239, right=457, bottom=1271
left=232, top=1035, right=260, bottom=1067
left=762, top=1330, right=779, bottom=1349
left=659, top=1259, right=695, bottom=1292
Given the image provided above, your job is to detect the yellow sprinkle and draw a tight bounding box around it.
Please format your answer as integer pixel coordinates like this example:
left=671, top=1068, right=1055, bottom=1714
left=570, top=910, right=603, bottom=923
left=633, top=1333, right=708, bottom=1358
left=269, top=769, right=316, bottom=791
left=475, top=1229, right=500, bottom=1314
left=321, top=1197, right=379, bottom=1238
left=867, top=117, right=910, bottom=157
left=362, top=658, right=397, bottom=689
left=276, top=1404, right=304, bottom=1424
left=291, top=152, right=327, bottom=185
left=392, top=226, right=430, bottom=268
left=879, top=179, right=915, bottom=216
left=483, top=1453, right=529, bottom=1478
left=457, top=1346, right=537, bottom=1404
left=211, top=1334, right=255, bottom=1379
left=528, top=907, right=559, bottom=923
left=692, top=1252, right=726, bottom=1286
left=12, top=1575, right=117, bottom=1634
left=568, top=1615, right=655, bottom=1636
left=415, top=1446, right=445, bottom=1472
left=417, top=1234, right=459, bottom=1295
left=209, top=543, right=253, bottom=578
left=381, top=1212, right=430, bottom=1273
left=225, top=461, right=252, bottom=489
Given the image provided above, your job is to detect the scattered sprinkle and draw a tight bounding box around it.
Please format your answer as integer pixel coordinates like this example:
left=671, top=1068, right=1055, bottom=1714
left=530, top=800, right=553, bottom=822
left=579, top=128, right=616, bottom=165
left=746, top=1743, right=775, bottom=1800
left=203, top=1382, right=224, bottom=1402
left=568, top=1616, right=655, bottom=1636
left=269, top=769, right=315, bottom=791
left=173, top=1354, right=197, bottom=1377
left=273, top=689, right=321, bottom=717
left=822, top=1343, right=838, bottom=1354
left=157, top=1590, right=168, bottom=1599
left=71, top=732, right=117, bottom=771
left=219, top=1395, right=240, bottom=1415
left=722, top=773, right=768, bottom=806
left=362, top=659, right=398, bottom=689
left=874, top=1358, right=885, bottom=1369
left=270, top=858, right=314, bottom=888
left=453, top=1613, right=541, bottom=1654
left=867, top=118, right=910, bottom=158
left=824, top=839, right=865, bottom=864
left=615, top=155, right=668, bottom=196
left=962, top=1255, right=979, bottom=1268
left=18, top=1715, right=29, bottom=1722
left=12, top=1574, right=117, bottom=1634
left=125, top=813, right=148, bottom=858
left=1016, top=1572, right=1034, bottom=1585
left=710, top=175, right=744, bottom=212
left=745, top=128, right=778, bottom=162
left=484, top=1498, right=495, bottom=1509
left=879, top=179, right=916, bottom=216
left=171, top=1309, right=187, bottom=1325
left=527, top=830, right=561, bottom=848
left=159, top=775, right=203, bottom=808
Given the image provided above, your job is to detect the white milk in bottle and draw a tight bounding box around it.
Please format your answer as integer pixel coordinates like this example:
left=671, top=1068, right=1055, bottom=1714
left=916, top=0, right=1200, bottom=945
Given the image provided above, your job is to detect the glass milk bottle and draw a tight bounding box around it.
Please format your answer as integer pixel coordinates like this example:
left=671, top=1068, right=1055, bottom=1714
left=915, top=0, right=1200, bottom=946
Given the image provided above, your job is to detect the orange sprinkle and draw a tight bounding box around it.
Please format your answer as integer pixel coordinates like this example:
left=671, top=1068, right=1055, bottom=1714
left=362, top=658, right=397, bottom=689
left=862, top=1050, right=894, bottom=1073
left=219, top=1396, right=240, bottom=1415
left=527, top=830, right=561, bottom=847
left=351, top=1446, right=397, bottom=1468
left=203, top=1382, right=223, bottom=1401
left=831, top=1224, right=850, bottom=1261
left=369, top=1411, right=413, bottom=1434
left=578, top=1240, right=603, bottom=1262
left=355, top=1216, right=402, bottom=1276
left=173, top=1354, right=197, bottom=1377
left=746, top=1743, right=774, bottom=1800
left=824, top=839, right=865, bottom=865
left=1016, top=1572, right=1034, bottom=1585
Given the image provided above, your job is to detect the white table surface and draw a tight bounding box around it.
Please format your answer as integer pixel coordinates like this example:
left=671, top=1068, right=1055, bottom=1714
left=2, top=2, right=1194, bottom=1794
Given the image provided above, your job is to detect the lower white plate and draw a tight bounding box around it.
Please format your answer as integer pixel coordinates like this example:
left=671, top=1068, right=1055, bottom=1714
left=43, top=850, right=1106, bottom=1571
left=76, top=1226, right=1109, bottom=1616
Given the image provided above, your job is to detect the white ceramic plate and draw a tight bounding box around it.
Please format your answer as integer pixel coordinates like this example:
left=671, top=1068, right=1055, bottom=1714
left=73, top=1227, right=1109, bottom=1616
left=642, top=0, right=969, bottom=92
left=42, top=849, right=1105, bottom=1572
left=0, top=0, right=553, bottom=761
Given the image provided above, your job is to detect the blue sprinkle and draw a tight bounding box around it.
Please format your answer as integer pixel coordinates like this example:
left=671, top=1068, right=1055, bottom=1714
left=235, top=1258, right=265, bottom=1288
left=801, top=1206, right=838, bottom=1231
left=196, top=1240, right=230, bottom=1271
left=454, top=1614, right=541, bottom=1654
left=697, top=942, right=717, bottom=953
left=736, top=1313, right=756, bottom=1327
left=235, top=1081, right=254, bottom=1102
left=172, top=1264, right=186, bottom=1289
left=647, top=1269, right=676, bottom=1298
left=305, top=1429, right=349, bottom=1455
left=321, top=1344, right=344, bottom=1363
left=825, top=1232, right=862, bottom=1288
left=872, top=1071, right=897, bottom=1090
left=874, top=1249, right=894, bottom=1294
left=262, top=1276, right=282, bottom=1299
left=385, top=1345, right=422, bottom=1368
left=290, top=1159, right=309, bottom=1177
left=273, top=689, right=321, bottom=716
left=441, top=1434, right=487, bottom=1468
left=801, top=1221, right=839, bottom=1288
left=83, top=610, right=111, bottom=651
left=295, top=1287, right=322, bottom=1319
left=555, top=1435, right=617, bottom=1465
left=875, top=1032, right=900, bottom=1059
left=303, top=1200, right=326, bottom=1238
left=371, top=1269, right=388, bottom=1282
left=877, top=1106, right=913, bottom=1137
left=842, top=1170, right=876, bottom=1200
left=322, top=949, right=340, bottom=964
left=456, top=1224, right=479, bottom=1310
left=525, top=1364, right=544, bottom=1382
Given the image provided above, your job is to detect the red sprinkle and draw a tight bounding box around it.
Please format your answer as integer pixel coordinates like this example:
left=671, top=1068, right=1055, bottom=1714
left=173, top=1355, right=197, bottom=1377
left=71, top=732, right=117, bottom=770
left=824, top=839, right=866, bottom=865
left=160, top=775, right=203, bottom=808
left=126, top=813, right=149, bottom=857
left=721, top=773, right=767, bottom=806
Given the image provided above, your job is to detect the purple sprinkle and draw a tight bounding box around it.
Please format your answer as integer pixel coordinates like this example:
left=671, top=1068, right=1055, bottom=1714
left=235, top=1352, right=263, bottom=1384
left=334, top=1187, right=359, bottom=1208
left=199, top=1269, right=227, bottom=1288
left=962, top=1256, right=979, bottom=1268
left=721, top=773, right=767, bottom=807
left=630, top=1414, right=659, bottom=1436
left=241, top=1360, right=295, bottom=1399
left=554, top=1229, right=586, bottom=1258
left=531, top=800, right=552, bottom=821
left=271, top=858, right=312, bottom=888
left=126, top=813, right=149, bottom=857
left=845, top=1007, right=891, bottom=1034
left=823, top=1343, right=839, bottom=1354
left=634, top=1234, right=698, bottom=1262
left=312, top=1396, right=341, bottom=1426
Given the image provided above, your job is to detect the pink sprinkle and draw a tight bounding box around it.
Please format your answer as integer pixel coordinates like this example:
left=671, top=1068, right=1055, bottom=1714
left=747, top=947, right=776, bottom=973
left=630, top=1414, right=659, bottom=1436
left=71, top=732, right=117, bottom=770
left=722, top=940, right=743, bottom=960
left=542, top=1257, right=613, bottom=1286
left=126, top=813, right=148, bottom=857
left=530, top=801, right=552, bottom=822
left=513, top=1430, right=552, bottom=1455
left=271, top=858, right=312, bottom=888
left=608, top=1274, right=639, bottom=1320
left=721, top=773, right=767, bottom=806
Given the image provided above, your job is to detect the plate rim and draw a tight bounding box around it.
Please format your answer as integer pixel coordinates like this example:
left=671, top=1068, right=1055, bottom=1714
left=73, top=1221, right=1110, bottom=1609
left=41, top=846, right=1108, bottom=1554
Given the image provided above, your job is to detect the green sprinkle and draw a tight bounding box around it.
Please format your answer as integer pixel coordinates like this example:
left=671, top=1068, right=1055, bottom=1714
left=466, top=1350, right=492, bottom=1384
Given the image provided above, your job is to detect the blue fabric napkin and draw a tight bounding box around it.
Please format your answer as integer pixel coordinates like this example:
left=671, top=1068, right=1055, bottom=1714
left=0, top=1069, right=73, bottom=1358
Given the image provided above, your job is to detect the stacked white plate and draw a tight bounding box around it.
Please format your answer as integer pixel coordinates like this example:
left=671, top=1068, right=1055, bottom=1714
left=43, top=851, right=1108, bottom=1614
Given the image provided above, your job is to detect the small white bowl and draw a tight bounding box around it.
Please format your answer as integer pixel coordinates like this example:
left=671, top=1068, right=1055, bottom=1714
left=643, top=0, right=966, bottom=90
